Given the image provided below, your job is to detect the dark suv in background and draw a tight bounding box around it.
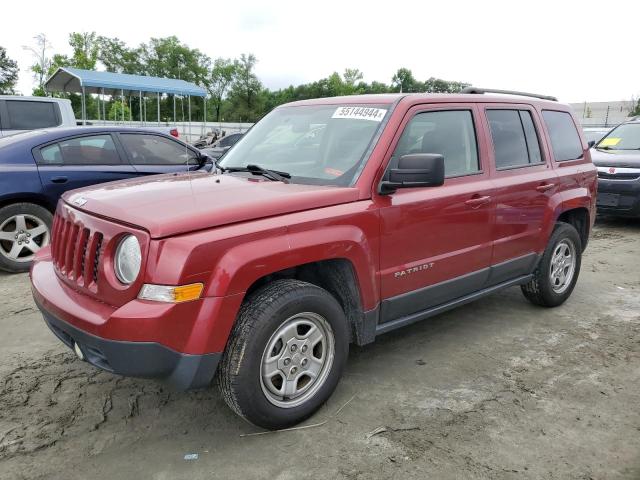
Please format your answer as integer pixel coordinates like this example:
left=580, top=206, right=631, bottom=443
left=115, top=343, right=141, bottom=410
left=592, top=117, right=640, bottom=217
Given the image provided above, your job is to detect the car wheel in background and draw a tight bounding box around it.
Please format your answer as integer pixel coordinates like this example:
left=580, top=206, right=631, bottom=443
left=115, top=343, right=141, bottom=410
left=0, top=203, right=53, bottom=273
left=521, top=222, right=582, bottom=307
left=218, top=279, right=349, bottom=430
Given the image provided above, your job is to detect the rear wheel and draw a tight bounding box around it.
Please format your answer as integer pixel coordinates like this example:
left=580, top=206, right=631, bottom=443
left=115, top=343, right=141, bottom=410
left=218, top=279, right=349, bottom=429
left=0, top=203, right=52, bottom=273
left=521, top=222, right=582, bottom=307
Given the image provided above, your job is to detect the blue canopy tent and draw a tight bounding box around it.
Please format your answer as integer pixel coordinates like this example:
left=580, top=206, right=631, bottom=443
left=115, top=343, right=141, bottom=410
left=44, top=67, right=208, bottom=138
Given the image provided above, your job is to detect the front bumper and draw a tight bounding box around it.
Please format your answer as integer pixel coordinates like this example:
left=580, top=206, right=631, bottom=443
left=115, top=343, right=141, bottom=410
left=38, top=299, right=220, bottom=390
left=597, top=178, right=640, bottom=217
left=30, top=250, right=244, bottom=390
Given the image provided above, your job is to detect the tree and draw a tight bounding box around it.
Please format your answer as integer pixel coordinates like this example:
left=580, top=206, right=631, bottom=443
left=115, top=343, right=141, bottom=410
left=207, top=58, right=237, bottom=121
left=630, top=98, right=640, bottom=117
left=423, top=77, right=469, bottom=93
left=108, top=99, right=131, bottom=121
left=0, top=46, right=18, bottom=94
left=227, top=53, right=263, bottom=121
left=97, top=36, right=141, bottom=74
left=140, top=36, right=209, bottom=84
left=67, top=32, right=99, bottom=70
left=23, top=34, right=52, bottom=96
left=391, top=68, right=418, bottom=93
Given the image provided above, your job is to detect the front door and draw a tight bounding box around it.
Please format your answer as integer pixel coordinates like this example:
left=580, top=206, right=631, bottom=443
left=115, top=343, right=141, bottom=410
left=377, top=104, right=495, bottom=324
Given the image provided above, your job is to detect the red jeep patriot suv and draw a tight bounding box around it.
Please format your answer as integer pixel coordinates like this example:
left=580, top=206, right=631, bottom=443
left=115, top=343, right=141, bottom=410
left=31, top=88, right=597, bottom=429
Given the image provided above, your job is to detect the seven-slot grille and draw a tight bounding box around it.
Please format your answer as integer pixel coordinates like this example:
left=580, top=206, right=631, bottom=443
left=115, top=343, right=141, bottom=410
left=50, top=214, right=103, bottom=287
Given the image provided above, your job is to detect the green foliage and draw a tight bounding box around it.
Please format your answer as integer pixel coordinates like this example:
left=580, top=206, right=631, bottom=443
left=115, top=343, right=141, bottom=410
left=630, top=98, right=640, bottom=117
left=108, top=99, right=131, bottom=121
left=207, top=58, right=238, bottom=121
left=0, top=46, right=19, bottom=94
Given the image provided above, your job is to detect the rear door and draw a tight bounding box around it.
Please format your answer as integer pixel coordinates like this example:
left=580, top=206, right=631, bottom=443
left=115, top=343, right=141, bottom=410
left=35, top=133, right=137, bottom=200
left=482, top=104, right=558, bottom=283
left=117, top=132, right=202, bottom=175
left=377, top=103, right=496, bottom=323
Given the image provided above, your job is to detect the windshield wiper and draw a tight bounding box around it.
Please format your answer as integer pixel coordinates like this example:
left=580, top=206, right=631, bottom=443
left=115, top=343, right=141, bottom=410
left=224, top=164, right=291, bottom=182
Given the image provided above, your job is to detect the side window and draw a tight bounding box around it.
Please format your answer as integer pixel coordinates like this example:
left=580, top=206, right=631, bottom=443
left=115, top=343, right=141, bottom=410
left=487, top=109, right=543, bottom=169
left=218, top=134, right=241, bottom=148
left=392, top=110, right=479, bottom=177
left=120, top=134, right=197, bottom=165
left=542, top=110, right=583, bottom=161
left=40, top=135, right=122, bottom=165
left=6, top=101, right=60, bottom=130
left=40, top=144, right=63, bottom=165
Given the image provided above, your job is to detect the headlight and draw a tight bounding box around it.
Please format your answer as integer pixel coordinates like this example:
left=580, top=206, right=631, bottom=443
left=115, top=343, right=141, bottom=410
left=114, top=235, right=141, bottom=284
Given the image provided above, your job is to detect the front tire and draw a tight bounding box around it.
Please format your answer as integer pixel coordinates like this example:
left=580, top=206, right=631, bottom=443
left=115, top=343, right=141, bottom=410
left=521, top=222, right=582, bottom=307
left=218, top=279, right=349, bottom=430
left=0, top=203, right=52, bottom=273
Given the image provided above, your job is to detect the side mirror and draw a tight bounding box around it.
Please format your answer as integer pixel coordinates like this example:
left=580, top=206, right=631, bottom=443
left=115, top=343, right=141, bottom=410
left=588, top=140, right=596, bottom=148
left=379, top=153, right=445, bottom=195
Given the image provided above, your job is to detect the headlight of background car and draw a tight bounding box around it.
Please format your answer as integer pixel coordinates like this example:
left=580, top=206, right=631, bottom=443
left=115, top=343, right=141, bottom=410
left=114, top=235, right=141, bottom=284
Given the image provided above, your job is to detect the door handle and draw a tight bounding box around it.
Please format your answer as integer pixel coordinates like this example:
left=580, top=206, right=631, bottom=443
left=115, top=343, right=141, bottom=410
left=51, top=176, right=68, bottom=184
left=465, top=195, right=491, bottom=209
left=536, top=183, right=555, bottom=193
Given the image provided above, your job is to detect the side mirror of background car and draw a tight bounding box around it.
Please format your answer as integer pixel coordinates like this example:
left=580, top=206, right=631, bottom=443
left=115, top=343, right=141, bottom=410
left=588, top=140, right=596, bottom=148
left=379, top=153, right=445, bottom=195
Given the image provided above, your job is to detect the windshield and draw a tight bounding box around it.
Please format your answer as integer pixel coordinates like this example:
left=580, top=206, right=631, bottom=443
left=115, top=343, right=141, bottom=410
left=219, top=104, right=389, bottom=185
left=596, top=123, right=640, bottom=150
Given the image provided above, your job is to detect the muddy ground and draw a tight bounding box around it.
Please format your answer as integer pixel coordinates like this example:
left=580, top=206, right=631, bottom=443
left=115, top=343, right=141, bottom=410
left=0, top=217, right=639, bottom=480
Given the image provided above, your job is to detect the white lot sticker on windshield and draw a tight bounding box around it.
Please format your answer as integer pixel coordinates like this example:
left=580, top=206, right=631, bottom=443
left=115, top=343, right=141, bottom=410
left=332, top=106, right=387, bottom=122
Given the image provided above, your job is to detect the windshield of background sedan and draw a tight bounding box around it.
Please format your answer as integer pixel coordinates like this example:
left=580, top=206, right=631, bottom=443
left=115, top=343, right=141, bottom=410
left=596, top=123, right=640, bottom=150
left=218, top=104, right=389, bottom=185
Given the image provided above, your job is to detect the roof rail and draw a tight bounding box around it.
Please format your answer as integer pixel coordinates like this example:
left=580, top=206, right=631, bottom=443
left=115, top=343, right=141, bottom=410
left=461, top=87, right=558, bottom=102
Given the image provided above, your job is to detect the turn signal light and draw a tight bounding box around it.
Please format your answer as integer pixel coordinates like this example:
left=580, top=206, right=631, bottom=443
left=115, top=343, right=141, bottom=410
left=138, top=283, right=204, bottom=303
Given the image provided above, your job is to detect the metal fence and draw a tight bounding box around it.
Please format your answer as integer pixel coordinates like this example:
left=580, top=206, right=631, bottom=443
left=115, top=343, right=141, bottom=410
left=89, top=120, right=254, bottom=143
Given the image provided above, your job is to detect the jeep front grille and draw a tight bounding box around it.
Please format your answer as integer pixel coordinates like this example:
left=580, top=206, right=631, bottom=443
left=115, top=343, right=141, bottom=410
left=51, top=214, right=104, bottom=288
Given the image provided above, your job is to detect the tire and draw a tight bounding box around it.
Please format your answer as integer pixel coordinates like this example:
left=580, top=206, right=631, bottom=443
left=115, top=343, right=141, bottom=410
left=521, top=222, right=582, bottom=307
left=0, top=203, right=52, bottom=273
left=218, top=279, right=349, bottom=429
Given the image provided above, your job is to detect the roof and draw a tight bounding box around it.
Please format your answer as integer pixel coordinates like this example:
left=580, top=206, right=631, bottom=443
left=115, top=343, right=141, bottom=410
left=0, top=126, right=180, bottom=151
left=283, top=92, right=564, bottom=108
left=44, top=67, right=207, bottom=97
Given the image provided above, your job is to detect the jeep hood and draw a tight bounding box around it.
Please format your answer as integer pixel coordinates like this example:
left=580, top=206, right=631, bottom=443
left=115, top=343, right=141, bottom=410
left=63, top=172, right=359, bottom=238
left=590, top=148, right=640, bottom=168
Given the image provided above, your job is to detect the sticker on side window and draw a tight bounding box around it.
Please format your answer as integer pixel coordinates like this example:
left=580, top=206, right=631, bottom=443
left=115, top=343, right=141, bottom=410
left=332, top=106, right=387, bottom=122
left=599, top=137, right=621, bottom=147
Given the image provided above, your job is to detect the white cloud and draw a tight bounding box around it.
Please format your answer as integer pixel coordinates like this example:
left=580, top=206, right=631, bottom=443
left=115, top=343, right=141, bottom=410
left=2, top=0, right=639, bottom=102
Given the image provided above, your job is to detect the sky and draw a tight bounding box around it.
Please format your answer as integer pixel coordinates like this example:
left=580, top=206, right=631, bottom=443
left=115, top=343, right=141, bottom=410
left=2, top=0, right=639, bottom=104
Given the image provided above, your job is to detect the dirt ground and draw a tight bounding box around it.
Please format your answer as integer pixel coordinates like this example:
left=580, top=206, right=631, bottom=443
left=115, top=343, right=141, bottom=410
left=0, top=217, right=639, bottom=480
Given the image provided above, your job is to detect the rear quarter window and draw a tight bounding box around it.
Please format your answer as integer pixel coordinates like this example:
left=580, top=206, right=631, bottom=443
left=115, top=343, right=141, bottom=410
left=6, top=101, right=60, bottom=130
left=542, top=110, right=583, bottom=161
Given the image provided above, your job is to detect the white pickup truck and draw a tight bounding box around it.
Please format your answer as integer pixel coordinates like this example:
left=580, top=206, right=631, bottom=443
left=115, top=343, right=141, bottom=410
left=0, top=95, right=180, bottom=138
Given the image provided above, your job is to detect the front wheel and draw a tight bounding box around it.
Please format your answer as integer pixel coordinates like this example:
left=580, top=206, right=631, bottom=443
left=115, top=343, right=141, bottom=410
left=521, top=222, right=582, bottom=307
left=0, top=203, right=52, bottom=273
left=218, top=279, right=349, bottom=429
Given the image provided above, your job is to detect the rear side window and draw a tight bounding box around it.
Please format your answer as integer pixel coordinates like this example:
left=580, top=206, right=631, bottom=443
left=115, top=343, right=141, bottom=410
left=6, top=101, right=60, bottom=130
left=120, top=134, right=197, bottom=165
left=392, top=110, right=479, bottom=177
left=218, top=134, right=241, bottom=147
left=487, top=110, right=543, bottom=169
left=542, top=110, right=583, bottom=161
left=39, top=135, right=122, bottom=165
